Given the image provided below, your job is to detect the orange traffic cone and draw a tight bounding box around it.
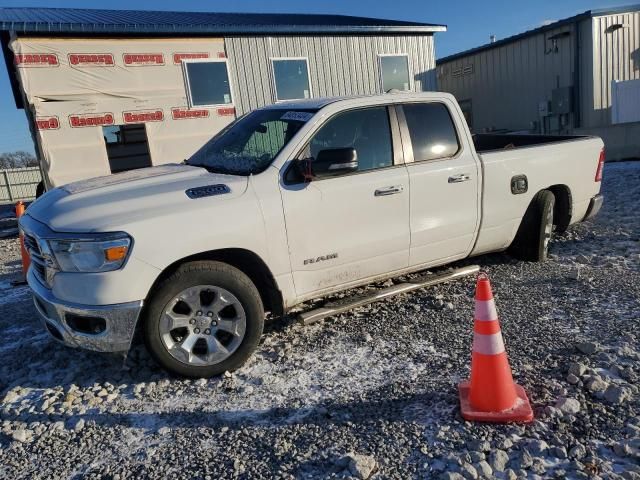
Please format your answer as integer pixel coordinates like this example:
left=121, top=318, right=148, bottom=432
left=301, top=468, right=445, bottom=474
left=458, top=273, right=534, bottom=423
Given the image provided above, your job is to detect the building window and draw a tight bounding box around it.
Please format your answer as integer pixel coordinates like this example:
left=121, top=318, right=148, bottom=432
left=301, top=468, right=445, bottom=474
left=271, top=58, right=311, bottom=101
left=379, top=54, right=410, bottom=92
left=102, top=124, right=152, bottom=173
left=183, top=59, right=233, bottom=107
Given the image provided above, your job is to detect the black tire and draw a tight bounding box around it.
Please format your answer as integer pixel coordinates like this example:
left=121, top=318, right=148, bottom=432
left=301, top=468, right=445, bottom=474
left=143, top=261, right=264, bottom=378
left=509, top=190, right=555, bottom=262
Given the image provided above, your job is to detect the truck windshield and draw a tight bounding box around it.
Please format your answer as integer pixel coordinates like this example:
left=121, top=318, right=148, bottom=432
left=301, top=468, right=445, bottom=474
left=186, top=108, right=317, bottom=175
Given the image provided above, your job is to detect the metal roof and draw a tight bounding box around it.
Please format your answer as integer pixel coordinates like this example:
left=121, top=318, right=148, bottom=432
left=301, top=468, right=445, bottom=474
left=437, top=3, right=640, bottom=64
left=0, top=7, right=446, bottom=35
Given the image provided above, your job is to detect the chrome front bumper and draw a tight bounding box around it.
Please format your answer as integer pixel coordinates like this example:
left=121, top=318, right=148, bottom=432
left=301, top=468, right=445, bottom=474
left=28, top=269, right=143, bottom=352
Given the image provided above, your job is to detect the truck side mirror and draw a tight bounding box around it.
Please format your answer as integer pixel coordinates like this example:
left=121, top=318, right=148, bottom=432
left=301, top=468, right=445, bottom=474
left=312, top=148, right=359, bottom=178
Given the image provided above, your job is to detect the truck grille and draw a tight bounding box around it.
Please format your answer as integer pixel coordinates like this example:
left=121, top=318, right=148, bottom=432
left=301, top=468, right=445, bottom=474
left=23, top=232, right=48, bottom=283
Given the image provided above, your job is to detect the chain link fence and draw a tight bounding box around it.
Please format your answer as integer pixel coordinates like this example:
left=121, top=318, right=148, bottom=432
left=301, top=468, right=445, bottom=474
left=0, top=167, right=42, bottom=204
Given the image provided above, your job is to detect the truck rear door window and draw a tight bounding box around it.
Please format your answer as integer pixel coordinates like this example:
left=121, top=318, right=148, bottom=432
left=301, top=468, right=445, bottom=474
left=402, top=103, right=461, bottom=162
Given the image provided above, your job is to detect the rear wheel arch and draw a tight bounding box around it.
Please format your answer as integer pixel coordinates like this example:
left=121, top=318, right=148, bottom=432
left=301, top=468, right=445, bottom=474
left=547, top=184, right=572, bottom=233
left=509, top=189, right=556, bottom=262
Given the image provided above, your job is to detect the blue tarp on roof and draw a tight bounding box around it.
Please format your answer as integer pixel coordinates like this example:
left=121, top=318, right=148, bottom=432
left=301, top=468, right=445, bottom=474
left=0, top=7, right=446, bottom=35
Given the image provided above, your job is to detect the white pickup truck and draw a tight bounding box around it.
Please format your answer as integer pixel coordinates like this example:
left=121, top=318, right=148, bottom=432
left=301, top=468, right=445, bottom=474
left=20, top=92, right=604, bottom=377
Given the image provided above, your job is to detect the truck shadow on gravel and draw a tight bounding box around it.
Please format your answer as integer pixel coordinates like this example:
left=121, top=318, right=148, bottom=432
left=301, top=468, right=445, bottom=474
left=1, top=384, right=465, bottom=432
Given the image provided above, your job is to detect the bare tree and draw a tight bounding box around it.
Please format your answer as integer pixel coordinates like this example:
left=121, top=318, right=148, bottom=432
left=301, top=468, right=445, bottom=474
left=0, top=151, right=38, bottom=169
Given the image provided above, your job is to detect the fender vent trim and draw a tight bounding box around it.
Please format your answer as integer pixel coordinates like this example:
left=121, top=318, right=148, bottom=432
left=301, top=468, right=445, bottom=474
left=185, top=184, right=230, bottom=199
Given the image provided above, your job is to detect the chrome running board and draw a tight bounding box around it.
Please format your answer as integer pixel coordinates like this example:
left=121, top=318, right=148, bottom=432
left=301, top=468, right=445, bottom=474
left=298, top=264, right=480, bottom=325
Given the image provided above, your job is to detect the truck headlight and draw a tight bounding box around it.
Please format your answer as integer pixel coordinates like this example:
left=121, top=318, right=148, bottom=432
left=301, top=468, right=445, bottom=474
left=48, top=234, right=132, bottom=273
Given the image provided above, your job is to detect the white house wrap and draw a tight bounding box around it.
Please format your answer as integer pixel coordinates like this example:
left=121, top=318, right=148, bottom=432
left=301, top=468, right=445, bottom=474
left=11, top=37, right=234, bottom=186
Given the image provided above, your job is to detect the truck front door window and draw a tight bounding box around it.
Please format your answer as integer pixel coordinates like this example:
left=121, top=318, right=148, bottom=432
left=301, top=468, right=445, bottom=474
left=307, top=107, right=393, bottom=172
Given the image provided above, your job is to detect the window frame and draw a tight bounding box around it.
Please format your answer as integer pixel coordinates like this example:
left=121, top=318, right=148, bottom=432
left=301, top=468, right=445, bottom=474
left=182, top=57, right=235, bottom=109
left=270, top=57, right=313, bottom=102
left=395, top=101, right=464, bottom=165
left=283, top=104, right=404, bottom=185
left=377, top=53, right=412, bottom=93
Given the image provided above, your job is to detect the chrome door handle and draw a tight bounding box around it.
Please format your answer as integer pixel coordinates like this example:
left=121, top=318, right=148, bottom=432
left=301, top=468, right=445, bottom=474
left=374, top=185, right=404, bottom=196
left=448, top=173, right=471, bottom=183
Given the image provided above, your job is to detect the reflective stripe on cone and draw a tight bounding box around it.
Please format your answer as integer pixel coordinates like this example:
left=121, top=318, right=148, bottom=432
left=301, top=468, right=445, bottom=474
left=472, top=332, right=506, bottom=355
left=474, top=299, right=498, bottom=321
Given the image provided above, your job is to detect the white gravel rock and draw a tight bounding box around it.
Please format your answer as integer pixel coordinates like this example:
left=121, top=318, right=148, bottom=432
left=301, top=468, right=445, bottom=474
left=569, top=444, right=587, bottom=459
left=556, top=397, right=581, bottom=415
left=476, top=460, right=492, bottom=477
left=569, top=362, right=587, bottom=377
left=459, top=462, right=478, bottom=480
left=604, top=385, right=629, bottom=404
left=11, top=429, right=32, bottom=443
left=338, top=453, right=377, bottom=480
left=586, top=376, right=609, bottom=393
left=489, top=449, right=509, bottom=472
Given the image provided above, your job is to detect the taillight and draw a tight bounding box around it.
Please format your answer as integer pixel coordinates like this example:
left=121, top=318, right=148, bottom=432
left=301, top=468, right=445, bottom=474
left=595, top=148, right=605, bottom=182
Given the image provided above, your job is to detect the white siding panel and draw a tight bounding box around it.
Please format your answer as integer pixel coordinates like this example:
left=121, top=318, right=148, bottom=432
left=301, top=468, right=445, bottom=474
left=590, top=11, right=640, bottom=127
left=225, top=34, right=437, bottom=114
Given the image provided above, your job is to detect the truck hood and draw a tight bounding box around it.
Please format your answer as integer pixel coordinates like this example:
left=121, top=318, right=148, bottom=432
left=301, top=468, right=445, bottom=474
left=26, top=164, right=249, bottom=232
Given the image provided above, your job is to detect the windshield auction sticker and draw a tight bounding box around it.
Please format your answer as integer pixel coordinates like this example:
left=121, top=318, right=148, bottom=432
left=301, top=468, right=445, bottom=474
left=281, top=111, right=314, bottom=122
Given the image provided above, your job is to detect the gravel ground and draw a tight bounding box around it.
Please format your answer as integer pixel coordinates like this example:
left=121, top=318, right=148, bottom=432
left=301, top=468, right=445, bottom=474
left=0, top=162, right=639, bottom=480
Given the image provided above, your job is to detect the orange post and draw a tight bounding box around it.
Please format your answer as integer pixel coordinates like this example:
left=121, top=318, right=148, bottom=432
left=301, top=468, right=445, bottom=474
left=15, top=201, right=30, bottom=276
left=458, top=273, right=534, bottom=423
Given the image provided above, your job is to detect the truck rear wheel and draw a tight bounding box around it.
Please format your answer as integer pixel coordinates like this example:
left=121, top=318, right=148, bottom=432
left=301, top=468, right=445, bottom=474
left=509, top=190, right=555, bottom=262
left=143, top=261, right=264, bottom=378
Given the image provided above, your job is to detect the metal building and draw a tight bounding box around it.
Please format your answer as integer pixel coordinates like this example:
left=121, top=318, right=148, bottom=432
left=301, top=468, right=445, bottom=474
left=0, top=7, right=445, bottom=188
left=437, top=4, right=640, bottom=160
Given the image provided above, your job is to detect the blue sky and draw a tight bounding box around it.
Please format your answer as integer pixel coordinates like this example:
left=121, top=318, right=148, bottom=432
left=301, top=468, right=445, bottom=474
left=0, top=0, right=631, bottom=154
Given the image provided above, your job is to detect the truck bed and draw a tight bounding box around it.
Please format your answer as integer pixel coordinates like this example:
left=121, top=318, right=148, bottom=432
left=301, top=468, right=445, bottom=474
left=472, top=133, right=589, bottom=153
left=470, top=133, right=603, bottom=257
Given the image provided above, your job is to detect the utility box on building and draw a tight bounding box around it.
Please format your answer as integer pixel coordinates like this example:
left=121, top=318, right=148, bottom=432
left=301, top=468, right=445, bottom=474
left=551, top=87, right=573, bottom=115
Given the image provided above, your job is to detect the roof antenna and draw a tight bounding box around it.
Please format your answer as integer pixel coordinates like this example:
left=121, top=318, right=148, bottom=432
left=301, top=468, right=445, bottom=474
left=490, top=35, right=496, bottom=43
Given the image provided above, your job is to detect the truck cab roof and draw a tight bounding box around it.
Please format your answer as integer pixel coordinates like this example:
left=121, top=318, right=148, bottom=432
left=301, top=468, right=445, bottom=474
left=261, top=91, right=456, bottom=111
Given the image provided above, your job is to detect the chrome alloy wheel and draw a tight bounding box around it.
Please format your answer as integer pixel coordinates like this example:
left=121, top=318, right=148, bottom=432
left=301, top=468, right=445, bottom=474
left=159, top=285, right=247, bottom=366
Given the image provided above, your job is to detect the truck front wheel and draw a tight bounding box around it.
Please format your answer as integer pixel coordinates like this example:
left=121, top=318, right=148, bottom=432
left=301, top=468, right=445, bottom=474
left=143, top=261, right=264, bottom=378
left=509, top=190, right=555, bottom=262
